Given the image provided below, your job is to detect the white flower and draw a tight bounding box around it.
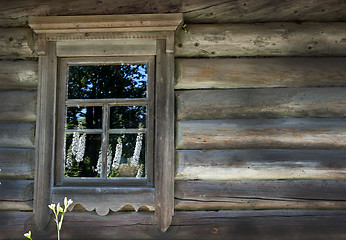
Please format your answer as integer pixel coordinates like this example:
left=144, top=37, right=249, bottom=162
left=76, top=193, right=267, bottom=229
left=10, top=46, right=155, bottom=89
left=130, top=133, right=143, bottom=167
left=136, top=164, right=144, bottom=179
left=75, top=133, right=86, bottom=163
left=96, top=148, right=102, bottom=174
left=106, top=145, right=113, bottom=175
left=112, top=137, right=122, bottom=170
left=24, top=231, right=32, bottom=239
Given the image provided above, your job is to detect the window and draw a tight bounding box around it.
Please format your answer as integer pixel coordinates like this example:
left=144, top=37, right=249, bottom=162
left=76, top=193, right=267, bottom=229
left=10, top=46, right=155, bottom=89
left=56, top=57, right=155, bottom=186
left=29, top=14, right=183, bottom=232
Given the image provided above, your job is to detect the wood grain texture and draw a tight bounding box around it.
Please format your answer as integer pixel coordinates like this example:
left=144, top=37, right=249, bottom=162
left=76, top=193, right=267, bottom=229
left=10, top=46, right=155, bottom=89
left=175, top=23, right=346, bottom=57
left=175, top=58, right=346, bottom=89
left=175, top=180, right=346, bottom=211
left=0, top=91, right=36, bottom=122
left=1, top=0, right=346, bottom=27
left=0, top=28, right=35, bottom=59
left=0, top=60, right=38, bottom=90
left=0, top=148, right=34, bottom=179
left=176, top=118, right=346, bottom=150
left=0, top=180, right=33, bottom=210
left=16, top=210, right=346, bottom=240
left=175, top=150, right=346, bottom=180
left=176, top=88, right=346, bottom=120
left=0, top=122, right=35, bottom=148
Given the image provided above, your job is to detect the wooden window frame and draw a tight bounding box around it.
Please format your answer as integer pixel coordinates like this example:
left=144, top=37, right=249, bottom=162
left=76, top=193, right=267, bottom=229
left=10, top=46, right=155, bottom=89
left=29, top=14, right=183, bottom=232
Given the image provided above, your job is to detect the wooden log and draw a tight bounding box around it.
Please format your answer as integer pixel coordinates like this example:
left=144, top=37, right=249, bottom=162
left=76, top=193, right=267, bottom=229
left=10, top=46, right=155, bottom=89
left=0, top=148, right=34, bottom=179
left=0, top=211, right=33, bottom=239
left=1, top=0, right=346, bottom=26
left=175, top=150, right=346, bottom=180
left=176, top=118, right=346, bottom=150
left=18, top=209, right=346, bottom=240
left=175, top=180, right=346, bottom=210
left=175, top=23, right=346, bottom=57
left=0, top=60, right=38, bottom=90
left=175, top=58, right=346, bottom=89
left=176, top=88, right=346, bottom=120
left=0, top=28, right=35, bottom=59
left=0, top=91, right=36, bottom=122
left=0, top=122, right=35, bottom=148
left=0, top=180, right=33, bottom=211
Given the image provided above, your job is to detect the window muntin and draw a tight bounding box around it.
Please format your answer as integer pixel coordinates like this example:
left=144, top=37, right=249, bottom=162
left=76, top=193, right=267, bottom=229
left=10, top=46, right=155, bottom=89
left=55, top=57, right=154, bottom=186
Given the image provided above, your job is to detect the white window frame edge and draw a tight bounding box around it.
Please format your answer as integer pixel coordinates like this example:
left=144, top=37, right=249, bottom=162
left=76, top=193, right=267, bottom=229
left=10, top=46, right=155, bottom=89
left=29, top=13, right=183, bottom=232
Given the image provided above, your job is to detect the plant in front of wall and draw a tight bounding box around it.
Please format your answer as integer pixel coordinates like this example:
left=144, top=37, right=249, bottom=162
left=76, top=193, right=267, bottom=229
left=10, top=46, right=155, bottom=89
left=24, top=197, right=73, bottom=240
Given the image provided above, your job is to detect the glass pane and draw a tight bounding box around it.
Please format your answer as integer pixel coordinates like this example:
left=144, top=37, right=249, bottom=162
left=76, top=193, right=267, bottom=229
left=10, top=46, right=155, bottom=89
left=67, top=64, right=147, bottom=99
left=110, top=106, right=146, bottom=129
left=64, top=133, right=101, bottom=178
left=66, top=106, right=102, bottom=129
left=108, top=134, right=146, bottom=178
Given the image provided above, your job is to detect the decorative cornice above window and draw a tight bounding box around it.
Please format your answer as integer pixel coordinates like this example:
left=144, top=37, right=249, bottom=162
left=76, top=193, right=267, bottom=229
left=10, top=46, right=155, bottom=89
left=29, top=14, right=183, bottom=54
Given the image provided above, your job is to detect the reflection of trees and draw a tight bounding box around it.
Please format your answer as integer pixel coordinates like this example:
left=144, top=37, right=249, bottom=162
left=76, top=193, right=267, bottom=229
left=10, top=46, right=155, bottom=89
left=65, top=65, right=147, bottom=178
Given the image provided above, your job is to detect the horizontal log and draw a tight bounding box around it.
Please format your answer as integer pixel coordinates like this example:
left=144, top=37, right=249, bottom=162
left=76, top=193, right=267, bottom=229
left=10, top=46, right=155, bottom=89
left=176, top=88, right=346, bottom=120
left=0, top=91, right=36, bottom=122
left=175, top=180, right=346, bottom=210
left=0, top=60, right=38, bottom=90
left=0, top=148, right=34, bottom=179
left=18, top=210, right=346, bottom=240
left=0, top=28, right=35, bottom=59
left=176, top=118, right=346, bottom=150
left=175, top=150, right=346, bottom=180
left=0, top=180, right=33, bottom=211
left=1, top=0, right=346, bottom=27
left=175, top=23, right=346, bottom=57
left=175, top=58, right=346, bottom=89
left=0, top=122, right=35, bottom=148
left=0, top=211, right=33, bottom=239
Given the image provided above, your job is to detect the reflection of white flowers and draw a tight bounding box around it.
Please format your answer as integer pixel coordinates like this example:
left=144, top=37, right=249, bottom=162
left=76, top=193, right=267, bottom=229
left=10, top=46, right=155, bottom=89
left=96, top=145, right=113, bottom=175
left=136, top=164, right=144, bottom=178
left=112, top=137, right=122, bottom=170
left=106, top=145, right=113, bottom=175
left=65, top=132, right=86, bottom=169
left=130, top=133, right=143, bottom=168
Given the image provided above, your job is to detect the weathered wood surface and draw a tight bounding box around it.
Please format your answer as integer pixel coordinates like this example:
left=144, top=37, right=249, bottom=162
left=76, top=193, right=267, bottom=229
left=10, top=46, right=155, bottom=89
left=1, top=0, right=346, bottom=27
left=0, top=28, right=35, bottom=59
left=0, top=180, right=33, bottom=211
left=176, top=88, right=346, bottom=120
left=175, top=180, right=346, bottom=211
left=176, top=118, right=346, bottom=150
left=0, top=211, right=33, bottom=240
left=0, top=123, right=35, bottom=148
left=15, top=210, right=346, bottom=240
left=0, top=60, right=38, bottom=90
left=175, top=58, right=346, bottom=89
left=0, top=91, right=36, bottom=122
left=0, top=148, right=34, bottom=179
left=175, top=150, right=346, bottom=180
left=175, top=23, right=346, bottom=57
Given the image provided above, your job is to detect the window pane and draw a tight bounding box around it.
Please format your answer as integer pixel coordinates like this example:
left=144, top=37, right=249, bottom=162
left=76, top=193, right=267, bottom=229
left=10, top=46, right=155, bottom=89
left=110, top=106, right=146, bottom=129
left=108, top=134, right=146, bottom=178
left=66, top=106, right=102, bottom=129
left=64, top=134, right=101, bottom=178
left=67, top=64, right=147, bottom=99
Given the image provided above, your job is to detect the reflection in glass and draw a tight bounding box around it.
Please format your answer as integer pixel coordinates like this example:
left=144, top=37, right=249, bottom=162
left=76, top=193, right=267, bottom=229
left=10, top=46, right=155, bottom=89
left=110, top=106, right=146, bottom=129
left=67, top=64, right=147, bottom=99
left=64, top=134, right=101, bottom=178
left=108, top=134, right=146, bottom=178
left=66, top=106, right=102, bottom=129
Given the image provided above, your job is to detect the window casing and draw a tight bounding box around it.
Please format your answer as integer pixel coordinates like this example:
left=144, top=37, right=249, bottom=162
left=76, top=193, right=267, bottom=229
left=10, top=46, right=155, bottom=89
left=29, top=14, right=182, bottom=232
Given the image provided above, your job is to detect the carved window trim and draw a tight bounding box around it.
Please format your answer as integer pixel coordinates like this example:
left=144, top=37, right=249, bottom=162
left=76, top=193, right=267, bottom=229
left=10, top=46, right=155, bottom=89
left=29, top=14, right=183, bottom=232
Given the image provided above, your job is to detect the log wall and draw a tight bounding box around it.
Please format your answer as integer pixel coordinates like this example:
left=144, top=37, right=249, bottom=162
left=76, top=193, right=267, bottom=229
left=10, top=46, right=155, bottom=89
left=1, top=1, right=346, bottom=239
